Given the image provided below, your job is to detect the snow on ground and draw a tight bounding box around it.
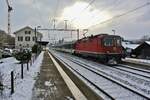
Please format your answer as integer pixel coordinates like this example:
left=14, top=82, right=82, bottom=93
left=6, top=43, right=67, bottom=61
left=125, top=58, right=150, bottom=65
left=51, top=51, right=147, bottom=100
left=52, top=51, right=150, bottom=99
left=0, top=51, right=44, bottom=100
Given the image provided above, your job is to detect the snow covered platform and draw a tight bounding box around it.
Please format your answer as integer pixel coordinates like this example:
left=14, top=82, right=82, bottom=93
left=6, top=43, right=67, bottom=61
left=0, top=51, right=44, bottom=100
left=32, top=51, right=78, bottom=100
left=123, top=58, right=150, bottom=67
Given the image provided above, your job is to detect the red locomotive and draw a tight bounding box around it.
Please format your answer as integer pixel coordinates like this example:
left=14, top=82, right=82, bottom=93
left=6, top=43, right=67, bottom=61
left=53, top=34, right=125, bottom=64
left=74, top=34, right=125, bottom=64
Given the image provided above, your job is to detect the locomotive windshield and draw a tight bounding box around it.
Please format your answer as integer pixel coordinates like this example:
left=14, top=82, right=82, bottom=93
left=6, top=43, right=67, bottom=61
left=103, top=37, right=113, bottom=46
left=103, top=36, right=121, bottom=46
left=115, top=37, right=121, bottom=46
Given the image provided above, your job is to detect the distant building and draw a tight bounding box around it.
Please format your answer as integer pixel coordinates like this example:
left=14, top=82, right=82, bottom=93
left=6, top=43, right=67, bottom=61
left=132, top=41, right=150, bottom=59
left=0, top=30, right=15, bottom=49
left=14, top=26, right=43, bottom=49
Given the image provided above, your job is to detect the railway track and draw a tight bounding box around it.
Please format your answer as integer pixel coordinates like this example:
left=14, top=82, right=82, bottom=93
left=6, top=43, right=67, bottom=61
left=112, top=64, right=150, bottom=79
left=51, top=50, right=150, bottom=100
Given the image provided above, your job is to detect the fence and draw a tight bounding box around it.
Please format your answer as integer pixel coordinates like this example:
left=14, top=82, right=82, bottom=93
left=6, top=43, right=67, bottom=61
left=0, top=52, right=40, bottom=97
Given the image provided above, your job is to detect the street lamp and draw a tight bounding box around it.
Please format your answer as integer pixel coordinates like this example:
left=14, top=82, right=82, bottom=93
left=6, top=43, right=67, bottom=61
left=34, top=26, right=42, bottom=54
left=64, top=20, right=68, bottom=30
left=112, top=30, right=115, bottom=35
left=37, top=26, right=42, bottom=41
left=35, top=26, right=41, bottom=43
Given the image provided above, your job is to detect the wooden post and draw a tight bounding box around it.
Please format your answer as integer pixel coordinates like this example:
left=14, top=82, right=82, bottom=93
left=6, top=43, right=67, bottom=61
left=34, top=55, right=36, bottom=61
left=21, top=63, right=23, bottom=79
left=11, top=71, right=14, bottom=94
left=32, top=57, right=34, bottom=63
left=27, top=61, right=29, bottom=71
left=30, top=60, right=32, bottom=66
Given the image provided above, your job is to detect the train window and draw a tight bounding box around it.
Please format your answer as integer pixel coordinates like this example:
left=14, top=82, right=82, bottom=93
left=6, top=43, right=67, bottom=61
left=103, top=38, right=113, bottom=46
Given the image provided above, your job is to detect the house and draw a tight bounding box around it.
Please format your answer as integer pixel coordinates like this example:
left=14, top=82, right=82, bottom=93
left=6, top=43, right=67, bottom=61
left=131, top=41, right=150, bottom=59
left=14, top=26, right=43, bottom=49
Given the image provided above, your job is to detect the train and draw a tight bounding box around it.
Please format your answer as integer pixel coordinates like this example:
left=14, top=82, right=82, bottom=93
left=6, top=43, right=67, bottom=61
left=53, top=34, right=125, bottom=64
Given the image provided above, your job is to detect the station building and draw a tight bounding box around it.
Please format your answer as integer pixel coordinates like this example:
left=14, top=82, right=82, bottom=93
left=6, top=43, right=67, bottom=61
left=14, top=26, right=43, bottom=49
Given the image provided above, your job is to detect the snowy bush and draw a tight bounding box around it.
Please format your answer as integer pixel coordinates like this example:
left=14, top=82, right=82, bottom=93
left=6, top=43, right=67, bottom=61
left=32, top=44, right=42, bottom=54
left=13, top=49, right=32, bottom=63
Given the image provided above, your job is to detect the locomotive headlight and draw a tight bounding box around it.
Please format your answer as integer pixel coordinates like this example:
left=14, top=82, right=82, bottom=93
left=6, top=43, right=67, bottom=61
left=113, top=47, right=117, bottom=51
left=106, top=51, right=110, bottom=53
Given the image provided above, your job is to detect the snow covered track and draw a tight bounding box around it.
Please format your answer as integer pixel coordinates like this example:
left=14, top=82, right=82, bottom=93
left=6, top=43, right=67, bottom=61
left=54, top=54, right=115, bottom=100
left=113, top=64, right=150, bottom=79
left=50, top=50, right=150, bottom=100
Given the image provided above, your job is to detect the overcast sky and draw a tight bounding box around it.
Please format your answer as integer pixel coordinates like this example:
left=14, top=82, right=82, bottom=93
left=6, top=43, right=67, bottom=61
left=0, top=0, right=150, bottom=41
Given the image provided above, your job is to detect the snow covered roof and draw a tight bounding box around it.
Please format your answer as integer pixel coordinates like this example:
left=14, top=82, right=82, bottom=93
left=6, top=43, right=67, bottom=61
left=122, top=42, right=139, bottom=49
left=14, top=26, right=43, bottom=37
left=145, top=41, right=150, bottom=45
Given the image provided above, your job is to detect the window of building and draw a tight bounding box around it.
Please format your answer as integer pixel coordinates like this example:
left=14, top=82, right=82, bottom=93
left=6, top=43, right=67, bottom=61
left=28, top=31, right=31, bottom=34
left=32, top=36, right=35, bottom=41
left=25, top=31, right=31, bottom=34
left=25, top=31, right=27, bottom=34
left=18, top=36, right=23, bottom=41
left=27, top=44, right=29, bottom=47
left=25, top=36, right=30, bottom=41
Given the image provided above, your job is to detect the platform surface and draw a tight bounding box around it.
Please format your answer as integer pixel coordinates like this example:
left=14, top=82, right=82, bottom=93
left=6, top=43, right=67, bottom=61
left=32, top=52, right=74, bottom=100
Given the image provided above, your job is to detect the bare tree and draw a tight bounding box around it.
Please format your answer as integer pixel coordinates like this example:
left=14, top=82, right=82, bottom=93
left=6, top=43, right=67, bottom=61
left=140, top=35, right=150, bottom=43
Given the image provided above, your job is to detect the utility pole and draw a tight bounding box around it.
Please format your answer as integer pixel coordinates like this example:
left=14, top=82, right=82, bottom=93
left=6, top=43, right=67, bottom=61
left=5, top=0, right=13, bottom=35
left=34, top=27, right=37, bottom=43
left=53, top=19, right=56, bottom=29
left=64, top=20, right=68, bottom=30
left=77, top=29, right=79, bottom=40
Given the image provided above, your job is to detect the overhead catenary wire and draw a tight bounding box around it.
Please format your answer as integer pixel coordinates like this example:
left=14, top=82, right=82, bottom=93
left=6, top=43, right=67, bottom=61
left=87, top=0, right=121, bottom=27
left=50, top=0, right=60, bottom=29
left=88, top=2, right=150, bottom=29
left=54, top=0, right=60, bottom=19
left=70, top=0, right=96, bottom=22
left=32, top=0, right=45, bottom=26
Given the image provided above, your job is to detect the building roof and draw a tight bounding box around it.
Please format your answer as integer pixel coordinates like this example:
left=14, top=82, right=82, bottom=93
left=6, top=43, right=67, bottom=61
left=122, top=42, right=139, bottom=49
left=14, top=26, right=32, bottom=34
left=145, top=41, right=150, bottom=45
left=132, top=41, right=150, bottom=55
left=37, top=41, right=49, bottom=46
left=14, top=26, right=43, bottom=37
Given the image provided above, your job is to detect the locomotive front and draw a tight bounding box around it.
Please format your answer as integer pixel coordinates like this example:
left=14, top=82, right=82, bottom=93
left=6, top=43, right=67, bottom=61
left=102, top=35, right=125, bottom=64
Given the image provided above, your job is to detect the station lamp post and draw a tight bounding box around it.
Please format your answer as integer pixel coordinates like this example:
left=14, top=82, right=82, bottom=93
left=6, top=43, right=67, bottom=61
left=112, top=30, right=116, bottom=35
left=34, top=26, right=41, bottom=43
left=34, top=26, right=42, bottom=53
